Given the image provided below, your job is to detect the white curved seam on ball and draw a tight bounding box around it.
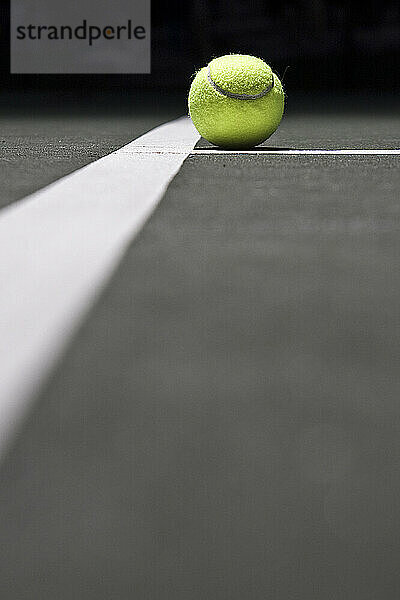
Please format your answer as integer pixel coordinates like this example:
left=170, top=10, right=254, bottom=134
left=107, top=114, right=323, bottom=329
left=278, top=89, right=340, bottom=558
left=206, top=65, right=274, bottom=100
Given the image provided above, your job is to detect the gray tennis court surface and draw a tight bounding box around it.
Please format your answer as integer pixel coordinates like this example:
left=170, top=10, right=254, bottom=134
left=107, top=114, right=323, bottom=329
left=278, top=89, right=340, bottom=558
left=0, top=104, right=399, bottom=599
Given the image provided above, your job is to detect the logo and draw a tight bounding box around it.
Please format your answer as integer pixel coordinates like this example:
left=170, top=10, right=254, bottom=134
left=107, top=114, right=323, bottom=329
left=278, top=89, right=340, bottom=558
left=11, top=0, right=151, bottom=74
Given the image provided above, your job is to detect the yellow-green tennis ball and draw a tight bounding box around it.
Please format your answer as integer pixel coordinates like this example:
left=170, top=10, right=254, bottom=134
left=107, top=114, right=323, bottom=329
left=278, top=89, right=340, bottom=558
left=188, top=54, right=284, bottom=149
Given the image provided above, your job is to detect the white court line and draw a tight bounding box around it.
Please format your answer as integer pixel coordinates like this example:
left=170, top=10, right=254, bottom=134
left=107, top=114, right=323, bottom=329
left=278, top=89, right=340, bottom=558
left=0, top=116, right=200, bottom=456
left=193, top=149, right=400, bottom=155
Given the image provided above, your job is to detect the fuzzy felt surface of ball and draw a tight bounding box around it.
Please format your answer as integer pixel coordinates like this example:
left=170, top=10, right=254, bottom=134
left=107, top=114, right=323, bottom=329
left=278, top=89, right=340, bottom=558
left=188, top=54, right=285, bottom=149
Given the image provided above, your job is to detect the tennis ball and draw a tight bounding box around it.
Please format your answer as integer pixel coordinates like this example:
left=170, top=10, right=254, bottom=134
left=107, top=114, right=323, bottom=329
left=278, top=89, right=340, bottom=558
left=188, top=54, right=284, bottom=149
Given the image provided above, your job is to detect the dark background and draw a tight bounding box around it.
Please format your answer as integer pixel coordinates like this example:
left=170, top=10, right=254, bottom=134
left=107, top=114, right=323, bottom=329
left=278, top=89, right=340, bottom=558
left=0, top=0, right=399, bottom=104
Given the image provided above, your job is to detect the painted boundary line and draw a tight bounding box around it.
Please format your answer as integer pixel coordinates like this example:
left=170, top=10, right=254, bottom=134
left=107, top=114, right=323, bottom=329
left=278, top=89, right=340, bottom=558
left=0, top=116, right=199, bottom=456
left=192, top=149, right=400, bottom=156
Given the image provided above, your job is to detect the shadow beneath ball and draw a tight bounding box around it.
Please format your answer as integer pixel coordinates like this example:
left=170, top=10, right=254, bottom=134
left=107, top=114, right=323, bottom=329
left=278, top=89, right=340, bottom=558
left=195, top=139, right=295, bottom=151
